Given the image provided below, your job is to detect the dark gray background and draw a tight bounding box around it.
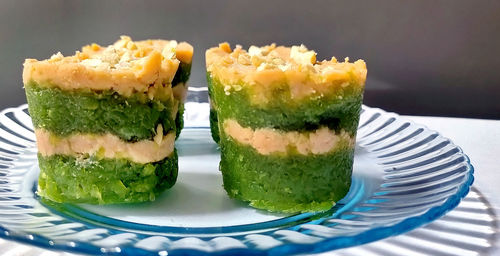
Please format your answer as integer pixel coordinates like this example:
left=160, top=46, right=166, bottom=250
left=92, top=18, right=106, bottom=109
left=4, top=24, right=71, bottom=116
left=1, top=0, right=499, bottom=118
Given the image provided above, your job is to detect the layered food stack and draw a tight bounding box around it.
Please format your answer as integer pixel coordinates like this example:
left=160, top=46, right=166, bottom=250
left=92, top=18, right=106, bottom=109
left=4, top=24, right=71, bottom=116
left=207, top=43, right=366, bottom=212
left=23, top=36, right=193, bottom=204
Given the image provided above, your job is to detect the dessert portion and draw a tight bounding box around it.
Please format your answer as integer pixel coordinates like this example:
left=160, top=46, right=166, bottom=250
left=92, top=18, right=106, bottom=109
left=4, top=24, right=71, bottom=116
left=207, top=43, right=366, bottom=212
left=23, top=36, right=193, bottom=204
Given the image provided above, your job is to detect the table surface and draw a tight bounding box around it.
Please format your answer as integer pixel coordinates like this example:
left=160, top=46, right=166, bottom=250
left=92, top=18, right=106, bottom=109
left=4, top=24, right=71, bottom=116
left=1, top=115, right=499, bottom=256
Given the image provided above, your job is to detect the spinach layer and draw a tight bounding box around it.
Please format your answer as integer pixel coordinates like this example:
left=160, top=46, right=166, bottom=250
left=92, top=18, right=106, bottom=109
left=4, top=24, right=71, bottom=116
left=208, top=74, right=363, bottom=137
left=25, top=81, right=177, bottom=141
left=219, top=137, right=353, bottom=213
left=37, top=151, right=178, bottom=204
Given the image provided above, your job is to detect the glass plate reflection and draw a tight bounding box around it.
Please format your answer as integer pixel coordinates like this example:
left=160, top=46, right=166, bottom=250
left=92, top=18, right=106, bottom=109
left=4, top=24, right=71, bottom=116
left=0, top=104, right=473, bottom=255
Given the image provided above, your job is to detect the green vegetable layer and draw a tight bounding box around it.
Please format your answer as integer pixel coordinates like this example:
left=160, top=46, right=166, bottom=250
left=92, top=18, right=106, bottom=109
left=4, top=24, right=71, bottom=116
left=209, top=106, right=220, bottom=143
left=25, top=81, right=177, bottom=142
left=37, top=151, right=178, bottom=204
left=175, top=102, right=185, bottom=138
left=172, top=62, right=191, bottom=137
left=207, top=74, right=363, bottom=135
left=172, top=62, right=192, bottom=87
left=219, top=137, right=354, bottom=213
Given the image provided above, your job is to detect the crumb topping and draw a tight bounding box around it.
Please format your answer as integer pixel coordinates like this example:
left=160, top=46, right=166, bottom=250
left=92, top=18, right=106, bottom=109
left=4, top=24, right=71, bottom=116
left=206, top=43, right=367, bottom=102
left=23, top=36, right=193, bottom=99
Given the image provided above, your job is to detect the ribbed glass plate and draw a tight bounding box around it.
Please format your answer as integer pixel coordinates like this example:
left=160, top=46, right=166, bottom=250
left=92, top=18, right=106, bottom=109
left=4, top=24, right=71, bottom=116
left=0, top=102, right=473, bottom=255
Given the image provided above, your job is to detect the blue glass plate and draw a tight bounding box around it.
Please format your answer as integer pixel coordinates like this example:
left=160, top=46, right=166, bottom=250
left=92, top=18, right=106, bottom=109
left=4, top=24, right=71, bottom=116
left=0, top=102, right=473, bottom=255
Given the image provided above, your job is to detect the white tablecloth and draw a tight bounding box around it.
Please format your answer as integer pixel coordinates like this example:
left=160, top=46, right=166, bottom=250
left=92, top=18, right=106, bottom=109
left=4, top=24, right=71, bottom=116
left=1, top=116, right=499, bottom=256
left=324, top=116, right=500, bottom=256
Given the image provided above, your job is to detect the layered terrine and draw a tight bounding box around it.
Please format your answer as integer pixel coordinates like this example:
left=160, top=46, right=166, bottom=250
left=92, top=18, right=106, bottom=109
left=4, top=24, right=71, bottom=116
left=23, top=36, right=193, bottom=204
left=206, top=43, right=366, bottom=212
